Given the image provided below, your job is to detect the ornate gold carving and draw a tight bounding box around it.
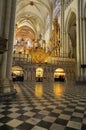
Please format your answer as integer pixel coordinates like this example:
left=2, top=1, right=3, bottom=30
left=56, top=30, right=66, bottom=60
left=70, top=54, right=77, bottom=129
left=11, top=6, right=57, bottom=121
left=30, top=48, right=51, bottom=63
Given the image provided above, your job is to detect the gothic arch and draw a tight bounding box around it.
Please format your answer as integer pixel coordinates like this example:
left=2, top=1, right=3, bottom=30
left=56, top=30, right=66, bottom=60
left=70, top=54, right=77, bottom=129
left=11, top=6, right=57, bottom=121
left=65, top=8, right=76, bottom=33
left=65, top=10, right=76, bottom=58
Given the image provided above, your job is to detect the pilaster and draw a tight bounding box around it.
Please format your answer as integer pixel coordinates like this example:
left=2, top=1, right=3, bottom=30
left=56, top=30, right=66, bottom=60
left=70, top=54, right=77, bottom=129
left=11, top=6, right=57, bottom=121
left=0, top=0, right=16, bottom=96
left=0, top=0, right=12, bottom=93
left=60, top=0, right=65, bottom=55
left=76, top=0, right=81, bottom=81
left=6, top=0, right=16, bottom=79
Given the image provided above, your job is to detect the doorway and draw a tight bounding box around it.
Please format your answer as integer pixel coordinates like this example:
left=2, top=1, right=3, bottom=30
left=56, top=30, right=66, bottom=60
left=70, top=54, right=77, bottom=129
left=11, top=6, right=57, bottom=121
left=36, top=67, right=43, bottom=82
left=54, top=68, right=66, bottom=82
left=11, top=66, right=24, bottom=81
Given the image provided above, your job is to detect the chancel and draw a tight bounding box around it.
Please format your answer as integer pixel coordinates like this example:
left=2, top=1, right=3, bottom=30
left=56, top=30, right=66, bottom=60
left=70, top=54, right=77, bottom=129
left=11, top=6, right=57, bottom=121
left=0, top=0, right=86, bottom=130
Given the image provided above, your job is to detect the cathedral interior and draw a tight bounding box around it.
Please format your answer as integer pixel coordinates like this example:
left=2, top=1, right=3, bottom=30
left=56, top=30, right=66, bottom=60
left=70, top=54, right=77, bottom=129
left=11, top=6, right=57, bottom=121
left=0, top=0, right=86, bottom=130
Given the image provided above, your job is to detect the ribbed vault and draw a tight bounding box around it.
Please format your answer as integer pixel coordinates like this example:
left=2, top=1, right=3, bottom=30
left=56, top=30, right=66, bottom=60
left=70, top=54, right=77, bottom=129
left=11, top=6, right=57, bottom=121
left=16, top=0, right=55, bottom=41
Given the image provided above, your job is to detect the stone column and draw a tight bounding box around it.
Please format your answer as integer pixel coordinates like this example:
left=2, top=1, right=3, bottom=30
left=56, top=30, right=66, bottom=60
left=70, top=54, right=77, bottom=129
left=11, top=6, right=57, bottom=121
left=60, top=0, right=65, bottom=56
left=43, top=67, right=47, bottom=81
left=6, top=0, right=16, bottom=79
left=24, top=71, right=28, bottom=81
left=50, top=69, right=54, bottom=82
left=0, top=0, right=4, bottom=75
left=27, top=70, right=32, bottom=81
left=76, top=0, right=81, bottom=81
left=64, top=31, right=69, bottom=57
left=83, top=18, right=86, bottom=64
left=84, top=14, right=86, bottom=79
left=63, top=1, right=67, bottom=58
left=0, top=0, right=12, bottom=93
left=0, top=0, right=3, bottom=36
left=80, top=0, right=84, bottom=81
left=0, top=0, right=16, bottom=94
left=82, top=3, right=86, bottom=80
left=81, top=17, right=86, bottom=80
left=0, top=0, right=9, bottom=78
left=46, top=67, right=51, bottom=81
left=32, top=67, right=36, bottom=81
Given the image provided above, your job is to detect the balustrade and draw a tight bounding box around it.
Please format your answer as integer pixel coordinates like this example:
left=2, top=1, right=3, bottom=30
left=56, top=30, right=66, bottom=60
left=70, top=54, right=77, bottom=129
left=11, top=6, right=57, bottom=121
left=13, top=52, right=75, bottom=65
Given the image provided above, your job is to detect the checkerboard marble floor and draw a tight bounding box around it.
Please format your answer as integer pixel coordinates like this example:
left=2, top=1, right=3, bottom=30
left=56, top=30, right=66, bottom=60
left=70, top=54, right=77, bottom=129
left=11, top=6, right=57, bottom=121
left=0, top=81, right=86, bottom=130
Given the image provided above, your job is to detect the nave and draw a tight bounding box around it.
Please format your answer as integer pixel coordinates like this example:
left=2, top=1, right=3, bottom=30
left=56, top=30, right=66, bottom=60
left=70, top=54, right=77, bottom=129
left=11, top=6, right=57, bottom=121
left=0, top=82, right=86, bottom=130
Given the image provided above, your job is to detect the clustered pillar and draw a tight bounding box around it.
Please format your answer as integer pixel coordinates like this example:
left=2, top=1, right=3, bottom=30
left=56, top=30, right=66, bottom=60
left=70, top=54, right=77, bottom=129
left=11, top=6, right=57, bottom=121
left=0, top=0, right=16, bottom=94
left=76, top=0, right=86, bottom=81
left=60, top=0, right=65, bottom=56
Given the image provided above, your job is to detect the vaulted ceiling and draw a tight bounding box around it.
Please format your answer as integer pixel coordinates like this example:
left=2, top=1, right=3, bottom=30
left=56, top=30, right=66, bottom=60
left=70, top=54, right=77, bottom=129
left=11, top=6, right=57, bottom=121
left=15, top=0, right=55, bottom=41
left=15, top=0, right=72, bottom=42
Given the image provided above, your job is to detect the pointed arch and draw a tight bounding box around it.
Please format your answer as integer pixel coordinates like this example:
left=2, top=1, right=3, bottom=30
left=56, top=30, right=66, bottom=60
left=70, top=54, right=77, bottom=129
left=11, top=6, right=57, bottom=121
left=65, top=8, right=76, bottom=33
left=64, top=9, right=76, bottom=58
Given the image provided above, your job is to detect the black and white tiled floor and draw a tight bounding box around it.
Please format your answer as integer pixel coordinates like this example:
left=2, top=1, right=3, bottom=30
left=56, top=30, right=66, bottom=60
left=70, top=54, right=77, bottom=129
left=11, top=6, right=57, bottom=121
left=0, top=81, right=86, bottom=130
